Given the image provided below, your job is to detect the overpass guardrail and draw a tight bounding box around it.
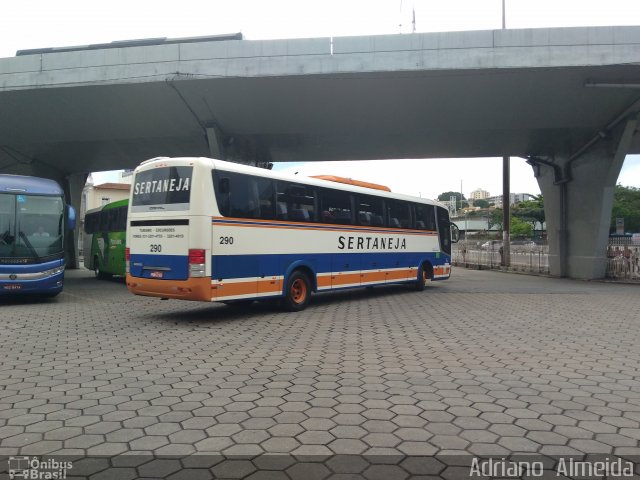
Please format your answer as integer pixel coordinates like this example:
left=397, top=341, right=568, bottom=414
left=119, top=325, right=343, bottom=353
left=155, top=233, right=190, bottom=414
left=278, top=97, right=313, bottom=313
left=452, top=240, right=640, bottom=281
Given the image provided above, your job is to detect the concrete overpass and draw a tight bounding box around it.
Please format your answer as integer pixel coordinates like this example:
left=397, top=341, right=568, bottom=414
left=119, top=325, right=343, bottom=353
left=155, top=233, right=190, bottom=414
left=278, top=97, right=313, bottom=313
left=1, top=26, right=640, bottom=279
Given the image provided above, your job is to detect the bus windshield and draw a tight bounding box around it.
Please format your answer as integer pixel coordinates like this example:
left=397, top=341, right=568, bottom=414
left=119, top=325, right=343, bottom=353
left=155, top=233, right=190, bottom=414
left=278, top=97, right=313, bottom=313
left=0, top=194, right=64, bottom=260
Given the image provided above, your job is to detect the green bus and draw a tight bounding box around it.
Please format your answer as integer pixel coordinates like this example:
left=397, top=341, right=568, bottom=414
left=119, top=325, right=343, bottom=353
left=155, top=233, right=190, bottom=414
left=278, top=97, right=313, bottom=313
left=83, top=199, right=128, bottom=278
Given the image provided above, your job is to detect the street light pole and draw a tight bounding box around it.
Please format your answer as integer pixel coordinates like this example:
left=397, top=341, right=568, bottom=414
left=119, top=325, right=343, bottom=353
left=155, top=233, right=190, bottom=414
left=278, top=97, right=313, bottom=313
left=500, top=4, right=510, bottom=267
left=502, top=0, right=506, bottom=29
left=502, top=156, right=511, bottom=267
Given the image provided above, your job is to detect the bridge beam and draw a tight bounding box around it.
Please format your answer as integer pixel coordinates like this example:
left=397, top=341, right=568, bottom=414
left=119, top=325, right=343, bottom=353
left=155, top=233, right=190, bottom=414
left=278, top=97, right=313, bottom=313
left=533, top=114, right=638, bottom=279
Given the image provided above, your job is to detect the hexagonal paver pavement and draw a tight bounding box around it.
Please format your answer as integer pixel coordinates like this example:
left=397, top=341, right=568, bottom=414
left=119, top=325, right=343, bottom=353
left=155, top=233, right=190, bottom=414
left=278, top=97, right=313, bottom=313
left=0, top=268, right=639, bottom=478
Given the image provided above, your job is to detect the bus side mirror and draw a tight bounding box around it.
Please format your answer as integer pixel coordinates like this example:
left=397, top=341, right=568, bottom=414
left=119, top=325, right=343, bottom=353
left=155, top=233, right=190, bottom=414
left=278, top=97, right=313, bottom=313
left=450, top=222, right=460, bottom=243
left=219, top=178, right=230, bottom=194
left=66, top=205, right=76, bottom=230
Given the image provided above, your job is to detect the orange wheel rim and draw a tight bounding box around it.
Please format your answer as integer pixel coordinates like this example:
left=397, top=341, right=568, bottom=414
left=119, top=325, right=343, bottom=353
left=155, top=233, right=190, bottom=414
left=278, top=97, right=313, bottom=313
left=291, top=279, right=307, bottom=304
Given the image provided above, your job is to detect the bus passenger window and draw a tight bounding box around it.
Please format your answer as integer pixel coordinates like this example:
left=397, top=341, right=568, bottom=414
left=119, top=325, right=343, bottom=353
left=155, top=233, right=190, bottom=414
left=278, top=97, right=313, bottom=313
left=387, top=201, right=410, bottom=229
left=320, top=189, right=352, bottom=225
left=414, top=203, right=436, bottom=230
left=277, top=182, right=315, bottom=223
left=357, top=195, right=384, bottom=227
left=214, top=171, right=274, bottom=219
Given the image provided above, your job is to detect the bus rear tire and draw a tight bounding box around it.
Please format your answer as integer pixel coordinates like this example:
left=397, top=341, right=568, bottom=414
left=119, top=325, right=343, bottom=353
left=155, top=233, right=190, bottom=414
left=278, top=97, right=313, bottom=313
left=94, top=258, right=111, bottom=279
left=414, top=263, right=432, bottom=291
left=282, top=271, right=311, bottom=312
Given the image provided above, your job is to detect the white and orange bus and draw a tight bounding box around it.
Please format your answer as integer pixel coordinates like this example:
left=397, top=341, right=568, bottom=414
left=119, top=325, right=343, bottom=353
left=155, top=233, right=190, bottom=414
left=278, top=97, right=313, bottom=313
left=126, top=157, right=458, bottom=311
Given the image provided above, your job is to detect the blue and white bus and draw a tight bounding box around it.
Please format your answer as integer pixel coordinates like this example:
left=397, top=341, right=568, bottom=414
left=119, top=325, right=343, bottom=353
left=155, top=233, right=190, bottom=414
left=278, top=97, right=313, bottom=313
left=126, top=157, right=458, bottom=311
left=0, top=175, right=76, bottom=297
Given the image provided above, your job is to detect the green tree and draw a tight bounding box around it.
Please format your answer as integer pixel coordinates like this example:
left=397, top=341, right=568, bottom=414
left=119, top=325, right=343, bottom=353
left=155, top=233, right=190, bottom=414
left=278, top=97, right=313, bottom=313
left=474, top=199, right=490, bottom=208
left=437, top=191, right=469, bottom=209
left=611, top=185, right=640, bottom=233
left=489, top=208, right=503, bottom=230
left=510, top=216, right=533, bottom=237
left=512, top=195, right=545, bottom=231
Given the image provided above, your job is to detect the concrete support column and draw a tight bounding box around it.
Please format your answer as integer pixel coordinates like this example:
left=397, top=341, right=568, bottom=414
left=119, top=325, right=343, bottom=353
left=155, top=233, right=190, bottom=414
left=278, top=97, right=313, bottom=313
left=206, top=126, right=225, bottom=160
left=535, top=116, right=637, bottom=279
left=63, top=172, right=87, bottom=269
left=207, top=126, right=272, bottom=169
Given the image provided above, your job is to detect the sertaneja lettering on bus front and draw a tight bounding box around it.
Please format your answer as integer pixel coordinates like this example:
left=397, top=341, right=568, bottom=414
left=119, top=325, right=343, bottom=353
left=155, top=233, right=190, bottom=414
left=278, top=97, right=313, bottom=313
left=133, top=178, right=190, bottom=195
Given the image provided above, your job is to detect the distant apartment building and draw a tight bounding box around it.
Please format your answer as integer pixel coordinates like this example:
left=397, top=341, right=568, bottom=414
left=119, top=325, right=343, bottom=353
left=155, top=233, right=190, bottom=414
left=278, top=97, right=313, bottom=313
left=470, top=188, right=490, bottom=201
left=488, top=193, right=536, bottom=207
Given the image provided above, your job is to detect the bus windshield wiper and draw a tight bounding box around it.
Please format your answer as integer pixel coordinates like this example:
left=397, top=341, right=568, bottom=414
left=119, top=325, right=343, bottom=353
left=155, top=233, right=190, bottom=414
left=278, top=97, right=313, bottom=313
left=19, top=230, right=41, bottom=262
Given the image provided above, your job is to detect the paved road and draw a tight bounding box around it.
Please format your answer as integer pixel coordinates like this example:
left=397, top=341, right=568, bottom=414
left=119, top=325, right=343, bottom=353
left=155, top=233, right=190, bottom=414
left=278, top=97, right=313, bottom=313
left=1, top=268, right=639, bottom=478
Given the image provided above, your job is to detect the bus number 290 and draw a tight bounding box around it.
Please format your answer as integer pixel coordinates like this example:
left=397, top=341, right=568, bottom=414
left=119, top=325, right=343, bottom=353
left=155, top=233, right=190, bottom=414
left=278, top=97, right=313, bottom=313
left=219, top=236, right=234, bottom=245
left=150, top=244, right=162, bottom=252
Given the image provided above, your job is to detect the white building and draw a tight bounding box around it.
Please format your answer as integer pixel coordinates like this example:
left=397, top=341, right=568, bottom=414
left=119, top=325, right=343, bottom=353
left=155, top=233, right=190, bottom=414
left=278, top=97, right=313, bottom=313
left=470, top=188, right=490, bottom=201
left=488, top=193, right=536, bottom=207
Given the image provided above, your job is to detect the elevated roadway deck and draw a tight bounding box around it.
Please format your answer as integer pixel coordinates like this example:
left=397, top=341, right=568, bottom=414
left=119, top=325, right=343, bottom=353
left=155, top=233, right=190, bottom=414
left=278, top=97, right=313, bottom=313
left=1, top=26, right=640, bottom=278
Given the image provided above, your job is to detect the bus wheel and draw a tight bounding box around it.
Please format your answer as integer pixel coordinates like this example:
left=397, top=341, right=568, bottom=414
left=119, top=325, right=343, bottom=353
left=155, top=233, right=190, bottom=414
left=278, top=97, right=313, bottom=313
left=94, top=258, right=110, bottom=279
left=414, top=263, right=431, bottom=291
left=282, top=271, right=311, bottom=312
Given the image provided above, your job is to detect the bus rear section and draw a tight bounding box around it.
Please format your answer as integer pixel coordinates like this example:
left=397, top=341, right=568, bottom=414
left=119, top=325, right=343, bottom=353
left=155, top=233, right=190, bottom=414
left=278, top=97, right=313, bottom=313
left=84, top=200, right=128, bottom=278
left=0, top=175, right=75, bottom=297
left=126, top=161, right=213, bottom=301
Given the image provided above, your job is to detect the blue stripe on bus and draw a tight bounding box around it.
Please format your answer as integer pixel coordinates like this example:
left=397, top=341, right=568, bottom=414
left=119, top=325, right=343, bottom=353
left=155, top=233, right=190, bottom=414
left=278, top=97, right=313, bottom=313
left=129, top=254, right=189, bottom=280
left=130, top=251, right=451, bottom=282
left=211, top=252, right=449, bottom=280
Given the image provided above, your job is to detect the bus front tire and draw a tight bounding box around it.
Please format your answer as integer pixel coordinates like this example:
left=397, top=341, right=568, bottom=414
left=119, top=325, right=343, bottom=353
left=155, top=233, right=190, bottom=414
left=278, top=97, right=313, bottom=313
left=282, top=271, right=311, bottom=312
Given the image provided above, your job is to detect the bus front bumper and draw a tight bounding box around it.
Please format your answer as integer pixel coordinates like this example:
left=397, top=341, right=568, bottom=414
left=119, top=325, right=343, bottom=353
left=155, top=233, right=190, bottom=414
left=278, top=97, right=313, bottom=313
left=0, top=269, right=64, bottom=295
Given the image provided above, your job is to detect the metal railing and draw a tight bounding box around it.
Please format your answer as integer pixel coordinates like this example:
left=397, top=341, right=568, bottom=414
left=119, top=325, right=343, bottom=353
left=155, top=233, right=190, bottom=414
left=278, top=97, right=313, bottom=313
left=452, top=241, right=549, bottom=274
left=606, top=244, right=640, bottom=281
left=452, top=240, right=640, bottom=281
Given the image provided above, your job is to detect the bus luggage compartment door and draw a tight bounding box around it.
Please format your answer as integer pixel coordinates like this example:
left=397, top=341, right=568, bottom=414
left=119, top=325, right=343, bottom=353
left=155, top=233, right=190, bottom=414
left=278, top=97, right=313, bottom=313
left=128, top=221, right=190, bottom=280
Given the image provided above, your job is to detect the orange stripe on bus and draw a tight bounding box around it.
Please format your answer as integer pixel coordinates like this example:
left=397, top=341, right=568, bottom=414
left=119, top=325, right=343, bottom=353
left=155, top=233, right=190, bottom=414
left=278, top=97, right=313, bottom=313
left=360, top=271, right=387, bottom=283
left=331, top=272, right=361, bottom=286
left=212, top=216, right=436, bottom=236
left=212, top=278, right=283, bottom=298
left=385, top=270, right=411, bottom=281
left=212, top=281, right=256, bottom=298
left=258, top=278, right=282, bottom=294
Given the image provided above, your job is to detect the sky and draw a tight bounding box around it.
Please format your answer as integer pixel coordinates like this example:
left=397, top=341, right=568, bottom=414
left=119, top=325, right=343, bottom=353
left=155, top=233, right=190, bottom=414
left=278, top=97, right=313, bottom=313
left=3, top=0, right=639, bottom=199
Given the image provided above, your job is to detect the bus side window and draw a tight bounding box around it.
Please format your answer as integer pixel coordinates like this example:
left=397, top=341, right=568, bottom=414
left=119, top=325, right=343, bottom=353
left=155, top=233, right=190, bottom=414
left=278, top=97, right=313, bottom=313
left=99, top=211, right=109, bottom=232
left=414, top=203, right=436, bottom=230
left=387, top=201, right=410, bottom=229
left=213, top=173, right=232, bottom=216
left=277, top=182, right=315, bottom=223
left=320, top=188, right=352, bottom=225
left=276, top=202, right=288, bottom=220
left=255, top=177, right=275, bottom=220
left=358, top=195, right=384, bottom=227
left=118, top=206, right=127, bottom=231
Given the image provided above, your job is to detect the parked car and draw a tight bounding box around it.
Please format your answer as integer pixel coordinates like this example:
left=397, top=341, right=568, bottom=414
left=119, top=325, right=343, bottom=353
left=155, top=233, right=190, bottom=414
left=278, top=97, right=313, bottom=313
left=481, top=240, right=503, bottom=249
